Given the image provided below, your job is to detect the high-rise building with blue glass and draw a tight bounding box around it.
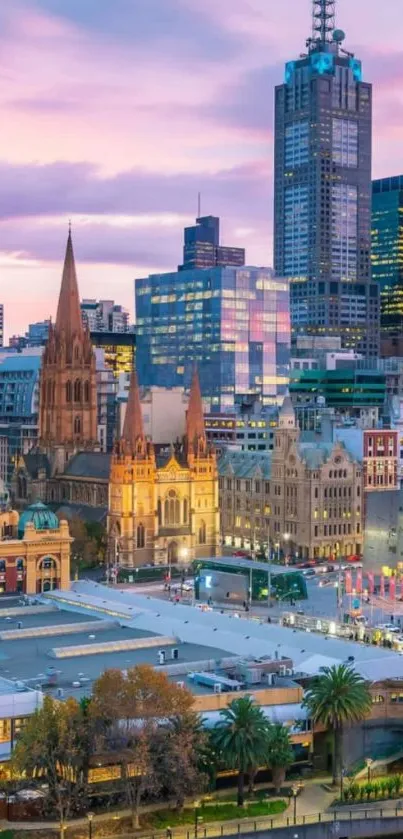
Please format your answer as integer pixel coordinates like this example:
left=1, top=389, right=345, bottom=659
left=372, top=175, right=403, bottom=356
left=135, top=222, right=290, bottom=412
left=179, top=215, right=245, bottom=271
left=274, top=0, right=379, bottom=356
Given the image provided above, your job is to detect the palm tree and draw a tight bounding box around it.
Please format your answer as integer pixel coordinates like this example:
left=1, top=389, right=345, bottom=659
left=302, top=664, right=372, bottom=786
left=266, top=723, right=294, bottom=793
left=213, top=697, right=268, bottom=806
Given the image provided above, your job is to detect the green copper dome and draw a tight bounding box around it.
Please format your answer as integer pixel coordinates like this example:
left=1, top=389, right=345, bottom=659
left=18, top=502, right=59, bottom=539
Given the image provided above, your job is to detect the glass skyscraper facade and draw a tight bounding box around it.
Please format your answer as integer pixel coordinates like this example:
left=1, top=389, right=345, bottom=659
left=274, top=1, right=379, bottom=356
left=179, top=216, right=245, bottom=271
left=372, top=176, right=403, bottom=356
left=135, top=265, right=290, bottom=412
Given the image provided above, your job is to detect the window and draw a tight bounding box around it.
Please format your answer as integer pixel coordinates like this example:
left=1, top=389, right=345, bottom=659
left=198, top=521, right=206, bottom=544
left=74, top=379, right=82, bottom=403
left=372, top=695, right=385, bottom=704
left=183, top=498, right=188, bottom=523
left=255, top=481, right=261, bottom=494
left=74, top=416, right=81, bottom=435
left=40, top=557, right=56, bottom=570
left=164, top=490, right=181, bottom=525
left=226, top=479, right=232, bottom=490
left=66, top=381, right=72, bottom=403
left=137, top=524, right=145, bottom=549
left=157, top=499, right=162, bottom=525
left=84, top=381, right=90, bottom=403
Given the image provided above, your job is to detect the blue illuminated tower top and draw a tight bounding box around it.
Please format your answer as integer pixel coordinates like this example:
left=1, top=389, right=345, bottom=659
left=274, top=0, right=379, bottom=357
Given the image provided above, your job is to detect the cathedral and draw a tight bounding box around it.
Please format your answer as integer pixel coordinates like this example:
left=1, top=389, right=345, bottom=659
left=13, top=231, right=220, bottom=566
left=108, top=367, right=220, bottom=566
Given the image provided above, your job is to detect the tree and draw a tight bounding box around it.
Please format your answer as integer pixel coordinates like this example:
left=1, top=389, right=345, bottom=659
left=12, top=696, right=88, bottom=838
left=265, top=723, right=294, bottom=793
left=58, top=514, right=105, bottom=572
left=91, top=665, right=194, bottom=828
left=152, top=713, right=208, bottom=810
left=212, top=696, right=269, bottom=806
left=302, top=664, right=372, bottom=785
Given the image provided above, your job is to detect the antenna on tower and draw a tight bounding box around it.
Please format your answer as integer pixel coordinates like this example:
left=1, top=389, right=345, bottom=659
left=312, top=0, right=336, bottom=44
left=197, top=192, right=201, bottom=218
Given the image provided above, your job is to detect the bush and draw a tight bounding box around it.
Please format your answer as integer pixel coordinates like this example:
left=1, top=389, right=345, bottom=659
left=349, top=783, right=360, bottom=802
left=371, top=781, right=380, bottom=800
left=363, top=782, right=373, bottom=801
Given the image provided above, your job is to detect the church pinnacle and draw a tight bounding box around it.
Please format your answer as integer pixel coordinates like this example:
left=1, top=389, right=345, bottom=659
left=186, top=367, right=206, bottom=445
left=123, top=369, right=146, bottom=454
left=55, top=228, right=84, bottom=339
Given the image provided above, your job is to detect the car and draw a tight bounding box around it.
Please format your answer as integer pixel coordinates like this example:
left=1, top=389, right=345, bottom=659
left=302, top=569, right=316, bottom=578
left=376, top=623, right=400, bottom=633
left=318, top=577, right=332, bottom=587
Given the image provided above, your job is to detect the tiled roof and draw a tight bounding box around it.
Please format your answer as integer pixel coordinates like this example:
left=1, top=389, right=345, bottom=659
left=64, top=452, right=111, bottom=480
left=218, top=451, right=272, bottom=479
left=23, top=452, right=51, bottom=479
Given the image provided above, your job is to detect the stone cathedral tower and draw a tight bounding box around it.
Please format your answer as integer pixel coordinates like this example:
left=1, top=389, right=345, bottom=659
left=108, top=367, right=220, bottom=567
left=39, top=229, right=98, bottom=467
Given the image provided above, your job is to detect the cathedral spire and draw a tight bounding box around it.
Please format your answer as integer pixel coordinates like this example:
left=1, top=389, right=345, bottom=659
left=55, top=228, right=84, bottom=339
left=123, top=369, right=145, bottom=454
left=186, top=366, right=206, bottom=444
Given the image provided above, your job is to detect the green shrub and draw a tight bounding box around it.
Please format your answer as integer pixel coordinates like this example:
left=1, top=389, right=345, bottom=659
left=379, top=779, right=388, bottom=798
left=371, top=781, right=380, bottom=800
left=363, top=782, right=373, bottom=801
left=349, top=783, right=360, bottom=802
left=386, top=777, right=396, bottom=798
left=392, top=774, right=403, bottom=795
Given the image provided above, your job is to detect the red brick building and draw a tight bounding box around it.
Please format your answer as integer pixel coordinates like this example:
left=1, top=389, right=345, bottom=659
left=363, top=430, right=398, bottom=491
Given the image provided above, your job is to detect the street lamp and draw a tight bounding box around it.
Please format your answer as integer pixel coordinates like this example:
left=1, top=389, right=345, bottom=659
left=194, top=800, right=202, bottom=838
left=291, top=784, right=299, bottom=825
left=283, top=532, right=291, bottom=566
left=365, top=757, right=374, bottom=783
left=87, top=812, right=95, bottom=839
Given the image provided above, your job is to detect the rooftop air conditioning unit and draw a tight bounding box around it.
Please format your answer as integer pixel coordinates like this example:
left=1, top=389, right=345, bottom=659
left=171, top=648, right=179, bottom=660
left=279, top=664, right=287, bottom=676
left=266, top=673, right=275, bottom=686
left=158, top=650, right=166, bottom=665
left=213, top=683, right=222, bottom=694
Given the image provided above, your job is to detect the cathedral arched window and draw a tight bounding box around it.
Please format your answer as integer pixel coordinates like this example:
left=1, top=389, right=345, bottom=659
left=74, top=345, right=80, bottom=361
left=74, top=416, right=81, bottom=435
left=198, top=520, right=206, bottom=544
left=164, top=490, right=181, bottom=525
left=137, top=523, right=145, bottom=549
left=157, top=499, right=162, bottom=526
left=66, top=381, right=72, bottom=403
left=84, top=381, right=90, bottom=403
left=74, top=380, right=82, bottom=403
left=183, top=498, right=188, bottom=523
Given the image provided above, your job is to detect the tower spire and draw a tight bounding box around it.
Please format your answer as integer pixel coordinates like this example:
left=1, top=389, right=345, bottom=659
left=186, top=366, right=206, bottom=444
left=55, top=229, right=83, bottom=339
left=123, top=369, right=145, bottom=454
left=312, top=0, right=336, bottom=44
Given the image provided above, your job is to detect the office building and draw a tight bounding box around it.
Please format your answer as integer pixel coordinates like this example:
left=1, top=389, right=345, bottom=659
left=90, top=331, right=135, bottom=378
left=363, top=429, right=398, bottom=492
left=136, top=230, right=290, bottom=412
left=81, top=299, right=131, bottom=333
left=0, top=353, right=41, bottom=483
left=179, top=215, right=245, bottom=271
left=219, top=397, right=363, bottom=561
left=26, top=320, right=50, bottom=347
left=274, top=0, right=379, bottom=355
left=0, top=306, right=3, bottom=348
left=372, top=176, right=403, bottom=356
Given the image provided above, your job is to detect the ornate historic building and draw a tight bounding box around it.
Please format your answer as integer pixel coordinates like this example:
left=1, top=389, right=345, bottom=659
left=108, top=368, right=220, bottom=566
left=219, top=397, right=363, bottom=561
left=12, top=232, right=110, bottom=522
left=0, top=502, right=70, bottom=594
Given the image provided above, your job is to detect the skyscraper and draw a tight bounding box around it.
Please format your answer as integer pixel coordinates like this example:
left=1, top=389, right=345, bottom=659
left=136, top=220, right=290, bottom=412
left=274, top=0, right=379, bottom=355
left=0, top=306, right=3, bottom=348
left=372, top=175, right=403, bottom=356
left=179, top=215, right=245, bottom=271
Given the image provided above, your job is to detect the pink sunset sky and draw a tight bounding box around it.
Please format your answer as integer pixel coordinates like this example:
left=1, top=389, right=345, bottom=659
left=1, top=0, right=403, bottom=338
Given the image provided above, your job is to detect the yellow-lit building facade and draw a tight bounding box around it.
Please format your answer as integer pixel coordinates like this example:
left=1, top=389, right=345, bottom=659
left=108, top=370, right=220, bottom=566
left=0, top=503, right=71, bottom=594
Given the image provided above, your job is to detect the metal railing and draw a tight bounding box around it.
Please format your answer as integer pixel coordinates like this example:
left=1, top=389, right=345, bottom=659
left=131, top=806, right=403, bottom=839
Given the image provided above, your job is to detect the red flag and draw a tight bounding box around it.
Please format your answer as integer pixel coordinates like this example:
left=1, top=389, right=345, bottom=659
left=367, top=572, right=374, bottom=595
left=390, top=576, right=396, bottom=601
left=380, top=575, right=385, bottom=598
left=345, top=570, right=352, bottom=594
left=356, top=569, right=362, bottom=594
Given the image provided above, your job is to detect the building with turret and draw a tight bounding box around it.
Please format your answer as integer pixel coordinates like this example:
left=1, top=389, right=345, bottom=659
left=219, top=396, right=363, bottom=561
left=108, top=368, right=220, bottom=566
